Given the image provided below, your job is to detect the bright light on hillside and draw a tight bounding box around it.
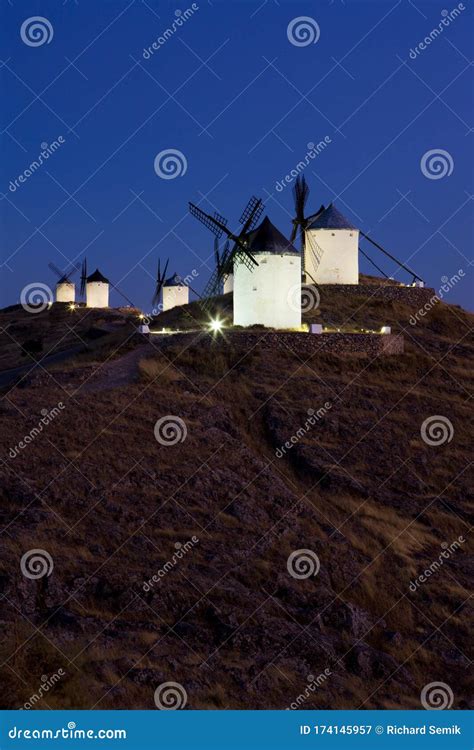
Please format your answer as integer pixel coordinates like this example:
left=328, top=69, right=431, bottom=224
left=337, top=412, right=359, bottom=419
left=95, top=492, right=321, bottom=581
left=209, top=318, right=223, bottom=333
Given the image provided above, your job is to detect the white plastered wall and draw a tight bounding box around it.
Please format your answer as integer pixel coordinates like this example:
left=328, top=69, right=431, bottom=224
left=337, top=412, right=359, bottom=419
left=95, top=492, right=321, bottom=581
left=305, top=228, right=359, bottom=284
left=233, top=253, right=301, bottom=329
left=162, top=284, right=189, bottom=312
left=56, top=282, right=75, bottom=303
left=86, top=282, right=109, bottom=308
left=223, top=273, right=234, bottom=294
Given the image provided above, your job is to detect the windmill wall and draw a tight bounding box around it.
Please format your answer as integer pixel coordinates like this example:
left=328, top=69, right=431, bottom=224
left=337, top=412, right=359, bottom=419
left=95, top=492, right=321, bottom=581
left=305, top=228, right=359, bottom=284
left=86, top=281, right=109, bottom=308
left=223, top=273, right=234, bottom=295
left=56, top=282, right=75, bottom=303
left=162, top=284, right=189, bottom=312
left=233, top=253, right=301, bottom=329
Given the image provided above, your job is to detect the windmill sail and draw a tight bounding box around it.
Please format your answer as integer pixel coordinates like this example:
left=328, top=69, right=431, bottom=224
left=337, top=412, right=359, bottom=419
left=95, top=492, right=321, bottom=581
left=189, top=197, right=263, bottom=310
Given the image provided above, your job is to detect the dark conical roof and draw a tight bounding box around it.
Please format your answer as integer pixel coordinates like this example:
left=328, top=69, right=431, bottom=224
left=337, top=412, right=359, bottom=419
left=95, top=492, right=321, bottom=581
left=306, top=203, right=357, bottom=230
left=245, top=215, right=298, bottom=255
left=87, top=268, right=109, bottom=283
left=164, top=272, right=187, bottom=287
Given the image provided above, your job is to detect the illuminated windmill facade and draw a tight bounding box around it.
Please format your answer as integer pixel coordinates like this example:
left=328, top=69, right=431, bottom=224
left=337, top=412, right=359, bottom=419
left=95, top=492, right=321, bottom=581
left=162, top=273, right=189, bottom=312
left=86, top=268, right=110, bottom=308
left=189, top=197, right=301, bottom=329
left=233, top=216, right=301, bottom=329
left=304, top=204, right=359, bottom=285
left=49, top=262, right=79, bottom=303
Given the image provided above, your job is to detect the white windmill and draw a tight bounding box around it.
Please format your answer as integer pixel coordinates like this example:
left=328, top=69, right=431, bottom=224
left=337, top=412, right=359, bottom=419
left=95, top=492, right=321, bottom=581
left=162, top=272, right=189, bottom=312
left=48, top=262, right=78, bottom=303
left=304, top=204, right=359, bottom=285
left=189, top=198, right=301, bottom=329
left=85, top=267, right=110, bottom=308
left=233, top=216, right=301, bottom=328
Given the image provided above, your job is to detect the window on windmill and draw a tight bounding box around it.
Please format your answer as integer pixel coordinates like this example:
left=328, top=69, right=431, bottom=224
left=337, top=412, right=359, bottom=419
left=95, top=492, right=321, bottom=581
left=252, top=286, right=257, bottom=291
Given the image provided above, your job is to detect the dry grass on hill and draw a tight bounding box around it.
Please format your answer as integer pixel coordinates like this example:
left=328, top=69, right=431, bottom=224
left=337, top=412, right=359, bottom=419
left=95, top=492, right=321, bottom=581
left=0, top=284, right=472, bottom=710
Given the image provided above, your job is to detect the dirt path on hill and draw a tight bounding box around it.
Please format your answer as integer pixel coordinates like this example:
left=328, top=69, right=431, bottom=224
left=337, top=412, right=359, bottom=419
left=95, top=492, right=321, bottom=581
left=78, top=342, right=151, bottom=393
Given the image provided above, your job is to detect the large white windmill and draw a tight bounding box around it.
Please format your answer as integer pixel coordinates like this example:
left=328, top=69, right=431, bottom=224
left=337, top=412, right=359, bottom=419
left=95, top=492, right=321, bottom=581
left=189, top=198, right=301, bottom=329
left=233, top=216, right=301, bottom=329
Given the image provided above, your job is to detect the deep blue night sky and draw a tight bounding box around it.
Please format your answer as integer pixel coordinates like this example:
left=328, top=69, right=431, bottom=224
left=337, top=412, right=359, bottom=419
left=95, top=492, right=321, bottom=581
left=1, top=0, right=472, bottom=312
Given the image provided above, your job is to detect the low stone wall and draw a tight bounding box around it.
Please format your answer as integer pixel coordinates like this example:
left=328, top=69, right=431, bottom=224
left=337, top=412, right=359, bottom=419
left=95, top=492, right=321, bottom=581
left=318, top=283, right=436, bottom=307
left=153, top=331, right=404, bottom=356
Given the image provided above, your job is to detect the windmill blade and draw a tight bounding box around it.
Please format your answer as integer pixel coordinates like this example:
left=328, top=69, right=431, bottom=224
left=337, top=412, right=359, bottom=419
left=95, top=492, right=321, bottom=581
left=152, top=257, right=169, bottom=304
left=294, top=174, right=310, bottom=214
left=290, top=175, right=310, bottom=243
left=220, top=240, right=232, bottom=274
left=189, top=203, right=228, bottom=238
left=189, top=201, right=257, bottom=263
left=80, top=258, right=88, bottom=296
left=239, top=196, right=264, bottom=235
left=152, top=259, right=161, bottom=304
left=200, top=267, right=225, bottom=309
left=190, top=202, right=259, bottom=304
left=239, top=196, right=264, bottom=232
left=214, top=237, right=221, bottom=274
left=213, top=211, right=228, bottom=230
left=48, top=261, right=79, bottom=282
left=48, top=261, right=65, bottom=280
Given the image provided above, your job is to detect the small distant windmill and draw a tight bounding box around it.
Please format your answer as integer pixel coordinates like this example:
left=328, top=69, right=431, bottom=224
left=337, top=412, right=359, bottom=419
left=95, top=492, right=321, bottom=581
left=189, top=196, right=264, bottom=309
left=79, top=256, right=135, bottom=308
left=152, top=257, right=169, bottom=306
left=48, top=261, right=80, bottom=303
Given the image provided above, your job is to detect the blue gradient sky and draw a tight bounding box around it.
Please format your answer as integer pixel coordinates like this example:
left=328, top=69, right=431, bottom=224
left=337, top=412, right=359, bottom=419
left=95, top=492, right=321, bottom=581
left=1, top=0, right=472, bottom=311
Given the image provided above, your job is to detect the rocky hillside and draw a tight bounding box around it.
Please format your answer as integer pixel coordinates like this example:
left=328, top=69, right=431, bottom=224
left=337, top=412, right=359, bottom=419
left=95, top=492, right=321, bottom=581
left=0, top=283, right=472, bottom=710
